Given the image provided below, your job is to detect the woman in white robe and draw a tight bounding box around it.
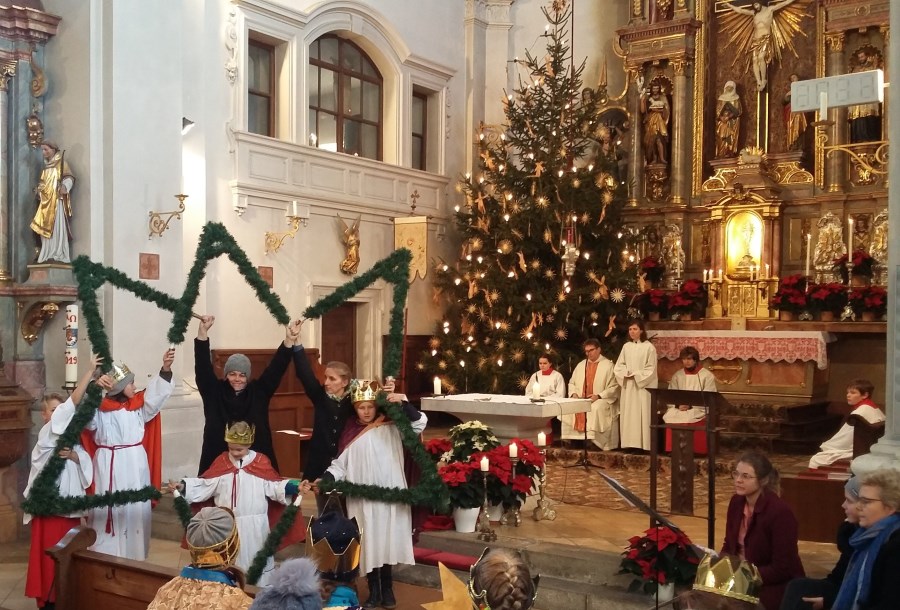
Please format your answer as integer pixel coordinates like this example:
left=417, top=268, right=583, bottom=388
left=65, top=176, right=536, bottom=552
left=524, top=353, right=566, bottom=399
left=614, top=319, right=658, bottom=451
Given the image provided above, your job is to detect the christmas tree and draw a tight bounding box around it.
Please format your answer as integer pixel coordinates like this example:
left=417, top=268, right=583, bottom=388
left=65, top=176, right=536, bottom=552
left=420, top=1, right=636, bottom=394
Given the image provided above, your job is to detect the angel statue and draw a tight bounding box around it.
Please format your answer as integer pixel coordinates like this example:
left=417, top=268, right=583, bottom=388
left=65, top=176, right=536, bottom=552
left=722, top=0, right=808, bottom=92
left=337, top=214, right=361, bottom=275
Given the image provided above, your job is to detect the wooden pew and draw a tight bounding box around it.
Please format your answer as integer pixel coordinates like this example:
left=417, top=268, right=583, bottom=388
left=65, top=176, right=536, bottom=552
left=48, top=526, right=257, bottom=610
left=848, top=413, right=885, bottom=458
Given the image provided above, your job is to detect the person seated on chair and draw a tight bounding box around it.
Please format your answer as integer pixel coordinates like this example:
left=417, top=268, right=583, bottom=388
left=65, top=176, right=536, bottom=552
left=808, top=379, right=884, bottom=469
left=148, top=507, right=252, bottom=610
left=566, top=339, right=619, bottom=450
left=662, top=346, right=718, bottom=455
left=525, top=353, right=566, bottom=399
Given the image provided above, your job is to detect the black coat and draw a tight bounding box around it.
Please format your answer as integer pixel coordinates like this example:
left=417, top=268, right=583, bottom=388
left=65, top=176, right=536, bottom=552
left=194, top=338, right=291, bottom=474
left=293, top=346, right=353, bottom=481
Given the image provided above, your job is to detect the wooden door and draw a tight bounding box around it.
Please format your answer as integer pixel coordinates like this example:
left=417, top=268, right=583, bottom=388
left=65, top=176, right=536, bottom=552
left=321, top=302, right=356, bottom=371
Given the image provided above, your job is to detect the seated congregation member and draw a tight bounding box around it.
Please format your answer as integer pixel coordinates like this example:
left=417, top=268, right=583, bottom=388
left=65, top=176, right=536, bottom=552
left=722, top=451, right=804, bottom=610
left=305, top=506, right=363, bottom=609
left=808, top=379, right=884, bottom=469
left=614, top=319, right=658, bottom=452
left=680, top=553, right=765, bottom=610
left=663, top=345, right=718, bottom=455
left=195, top=315, right=301, bottom=474
left=83, top=349, right=175, bottom=560
left=148, top=507, right=252, bottom=610
left=780, top=476, right=862, bottom=610
left=249, top=557, right=325, bottom=610
left=566, top=339, right=620, bottom=450
left=524, top=353, right=566, bottom=399
left=468, top=548, right=540, bottom=610
left=24, top=357, right=98, bottom=610
left=830, top=468, right=900, bottom=610
left=317, top=380, right=427, bottom=609
left=172, top=421, right=309, bottom=587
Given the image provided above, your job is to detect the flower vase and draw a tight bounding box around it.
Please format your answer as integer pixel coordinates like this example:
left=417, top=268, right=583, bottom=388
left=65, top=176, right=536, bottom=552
left=819, top=311, right=835, bottom=322
left=653, top=582, right=675, bottom=603
left=778, top=310, right=794, bottom=321
left=648, top=311, right=661, bottom=322
left=487, top=502, right=504, bottom=523
left=861, top=311, right=877, bottom=322
left=452, top=506, right=480, bottom=533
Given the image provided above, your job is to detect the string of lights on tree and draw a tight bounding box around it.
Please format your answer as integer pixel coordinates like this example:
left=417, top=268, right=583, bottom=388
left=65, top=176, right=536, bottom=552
left=419, top=0, right=643, bottom=394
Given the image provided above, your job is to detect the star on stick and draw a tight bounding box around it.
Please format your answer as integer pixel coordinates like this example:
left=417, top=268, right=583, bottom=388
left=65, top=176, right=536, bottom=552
left=422, top=562, right=472, bottom=610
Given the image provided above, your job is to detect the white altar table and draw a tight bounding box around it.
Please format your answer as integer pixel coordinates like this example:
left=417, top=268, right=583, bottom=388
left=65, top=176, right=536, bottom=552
left=421, top=393, right=591, bottom=443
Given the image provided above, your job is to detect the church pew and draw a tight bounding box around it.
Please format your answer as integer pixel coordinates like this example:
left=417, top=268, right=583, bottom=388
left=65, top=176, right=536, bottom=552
left=48, top=526, right=257, bottom=610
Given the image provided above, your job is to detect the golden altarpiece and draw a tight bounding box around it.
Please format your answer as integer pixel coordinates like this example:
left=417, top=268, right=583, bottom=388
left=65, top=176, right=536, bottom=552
left=603, top=0, right=889, bottom=405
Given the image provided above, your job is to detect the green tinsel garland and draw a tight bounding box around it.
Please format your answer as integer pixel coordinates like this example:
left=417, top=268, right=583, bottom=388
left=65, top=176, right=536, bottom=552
left=173, top=494, right=193, bottom=529
left=246, top=503, right=301, bottom=585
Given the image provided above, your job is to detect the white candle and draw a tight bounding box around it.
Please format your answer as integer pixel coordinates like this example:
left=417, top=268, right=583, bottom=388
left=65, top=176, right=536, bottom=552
left=718, top=268, right=723, bottom=281
left=531, top=382, right=541, bottom=400
left=847, top=218, right=853, bottom=255
left=765, top=263, right=770, bottom=279
left=702, top=269, right=708, bottom=282
left=537, top=431, right=547, bottom=446
left=805, top=234, right=811, bottom=277
left=509, top=442, right=518, bottom=458
left=291, top=200, right=299, bottom=217
left=64, top=305, right=79, bottom=384
left=433, top=376, right=442, bottom=395
left=480, top=456, right=490, bottom=472
left=819, top=91, right=828, bottom=119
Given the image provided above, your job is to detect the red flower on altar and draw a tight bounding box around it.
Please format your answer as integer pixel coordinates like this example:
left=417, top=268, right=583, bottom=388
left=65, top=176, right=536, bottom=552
left=639, top=256, right=665, bottom=283
left=849, top=285, right=888, bottom=316
left=771, top=274, right=808, bottom=313
left=808, top=282, right=848, bottom=314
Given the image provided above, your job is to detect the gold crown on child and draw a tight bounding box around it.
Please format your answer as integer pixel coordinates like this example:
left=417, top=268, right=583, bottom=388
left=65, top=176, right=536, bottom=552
left=693, top=553, right=762, bottom=603
left=224, top=422, right=255, bottom=445
left=109, top=362, right=133, bottom=383
left=349, top=379, right=381, bottom=404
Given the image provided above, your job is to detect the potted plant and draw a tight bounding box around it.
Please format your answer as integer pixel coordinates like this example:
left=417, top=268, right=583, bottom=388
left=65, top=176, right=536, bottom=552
left=480, top=440, right=545, bottom=510
left=639, top=255, right=666, bottom=287
left=770, top=274, right=808, bottom=321
left=436, top=459, right=483, bottom=531
left=834, top=250, right=877, bottom=286
left=667, top=279, right=708, bottom=320
left=807, top=282, right=848, bottom=322
left=637, top=288, right=668, bottom=321
left=447, top=420, right=500, bottom=461
left=619, top=525, right=701, bottom=600
left=848, top=285, right=887, bottom=322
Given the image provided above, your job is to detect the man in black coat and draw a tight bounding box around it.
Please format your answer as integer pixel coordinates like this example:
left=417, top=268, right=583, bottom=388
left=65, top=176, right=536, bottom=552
left=194, top=315, right=300, bottom=474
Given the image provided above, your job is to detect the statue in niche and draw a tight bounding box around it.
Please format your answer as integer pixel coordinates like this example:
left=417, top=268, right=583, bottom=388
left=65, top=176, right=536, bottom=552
left=715, top=81, right=743, bottom=158
left=783, top=73, right=809, bottom=151
left=848, top=46, right=883, bottom=143
left=639, top=79, right=670, bottom=166
left=869, top=210, right=888, bottom=266
left=662, top=224, right=685, bottom=279
left=721, top=0, right=808, bottom=92
left=851, top=214, right=871, bottom=254
left=337, top=214, right=361, bottom=275
left=30, top=141, right=75, bottom=264
left=813, top=212, right=845, bottom=280
left=648, top=0, right=673, bottom=24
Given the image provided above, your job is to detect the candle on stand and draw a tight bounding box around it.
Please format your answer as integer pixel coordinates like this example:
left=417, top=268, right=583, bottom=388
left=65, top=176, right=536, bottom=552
left=718, top=268, right=723, bottom=281
left=765, top=263, right=770, bottom=279
left=819, top=91, right=828, bottom=119
left=805, top=234, right=811, bottom=277
left=480, top=456, right=489, bottom=472
left=531, top=382, right=541, bottom=400
left=537, top=431, right=547, bottom=446
left=289, top=200, right=299, bottom=218
left=433, top=376, right=442, bottom=395
left=64, top=305, right=79, bottom=385
left=702, top=269, right=708, bottom=282
left=847, top=218, right=853, bottom=256
left=509, top=442, right=518, bottom=458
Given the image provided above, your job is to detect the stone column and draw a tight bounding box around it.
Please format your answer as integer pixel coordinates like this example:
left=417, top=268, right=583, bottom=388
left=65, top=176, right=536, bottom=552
left=669, top=58, right=690, bottom=206
left=0, top=62, right=15, bottom=283
left=627, top=69, right=642, bottom=206
left=852, top=7, right=900, bottom=476
left=824, top=33, right=847, bottom=193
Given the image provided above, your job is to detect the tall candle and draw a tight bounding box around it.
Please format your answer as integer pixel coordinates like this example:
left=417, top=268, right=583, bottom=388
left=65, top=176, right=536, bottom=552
left=537, top=431, right=547, bottom=446
left=805, top=234, right=811, bottom=277
left=765, top=263, right=770, bottom=279
left=531, top=382, right=541, bottom=400
left=433, top=376, right=442, bottom=395
left=702, top=269, right=708, bottom=282
left=509, top=442, right=518, bottom=458
left=290, top=200, right=299, bottom=218
left=718, top=268, right=723, bottom=281
left=847, top=218, right=853, bottom=255
left=64, top=305, right=79, bottom=384
left=819, top=91, right=828, bottom=119
left=480, top=456, right=490, bottom=472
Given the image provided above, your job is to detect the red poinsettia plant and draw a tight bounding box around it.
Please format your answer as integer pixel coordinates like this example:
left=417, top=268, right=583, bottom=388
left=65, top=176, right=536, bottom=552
left=638, top=288, right=668, bottom=314
left=437, top=459, right=482, bottom=510
left=619, top=525, right=701, bottom=593
left=834, top=250, right=877, bottom=283
left=473, top=439, right=545, bottom=508
left=848, top=285, right=887, bottom=317
left=639, top=255, right=666, bottom=283
left=770, top=274, right=808, bottom=313
left=668, top=279, right=708, bottom=315
left=808, top=282, right=848, bottom=315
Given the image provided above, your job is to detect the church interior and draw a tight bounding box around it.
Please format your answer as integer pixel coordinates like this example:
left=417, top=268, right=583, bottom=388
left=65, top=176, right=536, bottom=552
left=0, top=0, right=898, bottom=609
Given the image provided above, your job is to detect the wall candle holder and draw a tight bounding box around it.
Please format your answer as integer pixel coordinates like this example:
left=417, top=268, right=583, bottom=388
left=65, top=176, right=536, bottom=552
left=500, top=456, right=522, bottom=527
left=264, top=215, right=303, bottom=254
left=532, top=449, right=557, bottom=521
left=149, top=194, right=187, bottom=238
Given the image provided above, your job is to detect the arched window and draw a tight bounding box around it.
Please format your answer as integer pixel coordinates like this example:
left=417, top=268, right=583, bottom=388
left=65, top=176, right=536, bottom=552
left=308, top=35, right=383, bottom=160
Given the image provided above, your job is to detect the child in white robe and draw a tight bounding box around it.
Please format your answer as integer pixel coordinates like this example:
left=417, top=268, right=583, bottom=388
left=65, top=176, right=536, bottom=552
left=809, top=378, right=885, bottom=468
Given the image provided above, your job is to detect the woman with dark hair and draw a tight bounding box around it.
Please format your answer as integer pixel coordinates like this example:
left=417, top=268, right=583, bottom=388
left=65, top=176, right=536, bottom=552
left=722, top=451, right=804, bottom=610
left=524, top=353, right=566, bottom=399
left=613, top=318, right=658, bottom=451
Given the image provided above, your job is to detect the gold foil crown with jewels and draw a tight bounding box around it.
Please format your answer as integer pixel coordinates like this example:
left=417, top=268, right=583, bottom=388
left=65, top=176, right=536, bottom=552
left=109, top=361, right=133, bottom=383
left=693, top=553, right=762, bottom=603
left=349, top=379, right=381, bottom=404
left=224, top=421, right=255, bottom=446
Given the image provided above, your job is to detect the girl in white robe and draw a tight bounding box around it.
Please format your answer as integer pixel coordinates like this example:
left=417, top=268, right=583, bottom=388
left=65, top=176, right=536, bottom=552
left=614, top=319, right=658, bottom=450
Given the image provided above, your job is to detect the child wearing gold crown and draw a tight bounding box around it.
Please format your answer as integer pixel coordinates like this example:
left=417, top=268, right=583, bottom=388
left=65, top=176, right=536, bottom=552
left=81, top=347, right=175, bottom=561
left=171, top=421, right=310, bottom=587
left=316, top=380, right=427, bottom=609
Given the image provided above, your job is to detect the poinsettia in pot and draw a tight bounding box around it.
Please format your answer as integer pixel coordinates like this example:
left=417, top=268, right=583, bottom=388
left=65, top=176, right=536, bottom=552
left=637, top=288, right=668, bottom=321
left=619, top=525, right=701, bottom=599
left=639, top=255, right=666, bottom=287
left=848, top=285, right=887, bottom=322
left=478, top=440, right=545, bottom=510
left=834, top=250, right=877, bottom=286
left=437, top=459, right=483, bottom=532
left=770, top=274, right=808, bottom=321
left=667, top=279, right=708, bottom=320
left=807, top=282, right=848, bottom=322
left=447, top=420, right=500, bottom=462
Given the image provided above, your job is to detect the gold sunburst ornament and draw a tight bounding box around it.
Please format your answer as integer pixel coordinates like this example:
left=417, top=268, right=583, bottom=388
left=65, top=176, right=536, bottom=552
left=611, top=288, right=626, bottom=303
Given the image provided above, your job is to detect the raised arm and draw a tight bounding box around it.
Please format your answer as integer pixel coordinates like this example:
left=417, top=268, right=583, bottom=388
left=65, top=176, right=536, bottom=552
left=726, top=1, right=755, bottom=15
left=194, top=315, right=218, bottom=396
left=255, top=321, right=299, bottom=397
left=71, top=353, right=102, bottom=405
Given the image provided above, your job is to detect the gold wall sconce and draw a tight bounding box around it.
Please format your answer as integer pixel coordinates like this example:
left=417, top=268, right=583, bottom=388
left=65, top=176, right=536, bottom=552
left=265, top=200, right=309, bottom=254
left=149, top=194, right=187, bottom=238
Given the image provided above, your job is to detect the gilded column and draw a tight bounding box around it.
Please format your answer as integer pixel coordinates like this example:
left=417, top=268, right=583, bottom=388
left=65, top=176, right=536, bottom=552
left=669, top=59, right=689, bottom=206
left=0, top=62, right=15, bottom=283
left=880, top=26, right=890, bottom=147
left=629, top=0, right=645, bottom=25
left=825, top=32, right=847, bottom=193
left=627, top=69, right=642, bottom=206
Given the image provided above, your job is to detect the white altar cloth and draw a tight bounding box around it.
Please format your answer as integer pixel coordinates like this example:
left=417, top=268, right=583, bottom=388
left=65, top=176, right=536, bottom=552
left=421, top=393, right=591, bottom=443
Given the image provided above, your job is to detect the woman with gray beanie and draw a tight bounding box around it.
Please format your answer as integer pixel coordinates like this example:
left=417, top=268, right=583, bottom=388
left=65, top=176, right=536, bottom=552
left=194, top=314, right=300, bottom=474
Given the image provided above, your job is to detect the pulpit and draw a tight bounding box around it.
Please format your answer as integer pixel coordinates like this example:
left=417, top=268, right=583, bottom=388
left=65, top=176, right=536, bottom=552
left=421, top=394, right=591, bottom=444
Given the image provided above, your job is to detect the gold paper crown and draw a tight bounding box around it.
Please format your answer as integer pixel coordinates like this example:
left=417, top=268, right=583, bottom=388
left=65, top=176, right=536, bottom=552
left=224, top=421, right=255, bottom=445
left=349, top=379, right=380, bottom=404
left=109, top=361, right=133, bottom=383
left=693, top=553, right=762, bottom=604
left=188, top=508, right=240, bottom=569
left=305, top=517, right=362, bottom=577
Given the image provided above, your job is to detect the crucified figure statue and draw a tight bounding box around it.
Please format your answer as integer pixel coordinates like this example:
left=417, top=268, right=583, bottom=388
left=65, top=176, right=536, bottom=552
left=726, top=0, right=799, bottom=92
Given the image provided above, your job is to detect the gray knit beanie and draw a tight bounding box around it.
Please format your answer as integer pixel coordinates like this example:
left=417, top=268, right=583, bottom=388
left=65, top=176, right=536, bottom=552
left=187, top=506, right=235, bottom=548
left=845, top=475, right=861, bottom=500
left=224, top=353, right=252, bottom=378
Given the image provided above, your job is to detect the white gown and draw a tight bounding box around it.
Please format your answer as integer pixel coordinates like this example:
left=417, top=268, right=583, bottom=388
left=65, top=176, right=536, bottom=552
left=23, top=397, right=93, bottom=524
left=86, top=374, right=174, bottom=560
left=662, top=367, right=718, bottom=424
left=524, top=370, right=566, bottom=399
left=181, top=451, right=291, bottom=587
left=809, top=402, right=885, bottom=468
left=326, top=413, right=428, bottom=575
left=614, top=341, right=658, bottom=450
left=565, top=357, right=620, bottom=449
